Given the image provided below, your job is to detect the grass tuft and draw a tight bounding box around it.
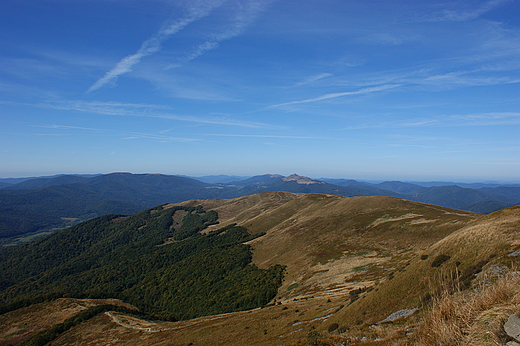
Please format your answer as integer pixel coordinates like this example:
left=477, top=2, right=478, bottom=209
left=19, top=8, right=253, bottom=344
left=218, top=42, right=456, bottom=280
left=414, top=271, right=520, bottom=345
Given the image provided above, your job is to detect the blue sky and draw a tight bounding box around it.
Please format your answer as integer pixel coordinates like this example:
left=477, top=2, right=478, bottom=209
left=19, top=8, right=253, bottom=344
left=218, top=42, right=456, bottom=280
left=1, top=0, right=519, bottom=181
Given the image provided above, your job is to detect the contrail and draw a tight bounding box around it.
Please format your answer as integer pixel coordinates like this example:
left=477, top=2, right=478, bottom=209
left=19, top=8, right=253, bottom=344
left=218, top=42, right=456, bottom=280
left=182, top=0, right=271, bottom=63
left=87, top=1, right=226, bottom=92
left=269, top=84, right=402, bottom=108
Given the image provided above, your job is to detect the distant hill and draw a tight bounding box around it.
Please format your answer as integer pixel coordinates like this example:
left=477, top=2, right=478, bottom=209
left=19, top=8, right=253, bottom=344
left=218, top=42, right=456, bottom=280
left=190, top=175, right=251, bottom=184
left=320, top=178, right=374, bottom=188
left=409, top=180, right=520, bottom=189
left=406, top=185, right=519, bottom=210
left=460, top=199, right=514, bottom=214
left=480, top=186, right=520, bottom=200
left=0, top=182, right=12, bottom=189
left=0, top=183, right=146, bottom=238
left=0, top=174, right=99, bottom=187
left=227, top=174, right=284, bottom=186
left=374, top=181, right=425, bottom=194
left=0, top=173, right=220, bottom=242
left=2, top=175, right=90, bottom=190
left=225, top=174, right=402, bottom=199
left=1, top=172, right=519, bottom=243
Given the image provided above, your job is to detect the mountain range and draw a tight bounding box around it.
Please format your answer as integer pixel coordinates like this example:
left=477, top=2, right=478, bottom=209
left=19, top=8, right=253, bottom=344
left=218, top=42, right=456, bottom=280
left=1, top=191, right=519, bottom=345
left=1, top=172, right=519, bottom=244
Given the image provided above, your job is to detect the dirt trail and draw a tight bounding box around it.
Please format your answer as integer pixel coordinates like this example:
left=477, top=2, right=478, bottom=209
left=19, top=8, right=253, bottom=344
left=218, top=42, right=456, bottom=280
left=105, top=308, right=261, bottom=333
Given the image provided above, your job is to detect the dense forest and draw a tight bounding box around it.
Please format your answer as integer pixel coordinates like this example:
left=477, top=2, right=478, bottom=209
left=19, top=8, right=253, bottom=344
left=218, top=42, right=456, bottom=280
left=0, top=204, right=285, bottom=321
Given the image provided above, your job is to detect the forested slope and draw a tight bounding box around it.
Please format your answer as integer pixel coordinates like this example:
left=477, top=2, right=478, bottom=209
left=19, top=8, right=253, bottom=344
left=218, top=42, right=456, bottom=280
left=0, top=204, right=284, bottom=321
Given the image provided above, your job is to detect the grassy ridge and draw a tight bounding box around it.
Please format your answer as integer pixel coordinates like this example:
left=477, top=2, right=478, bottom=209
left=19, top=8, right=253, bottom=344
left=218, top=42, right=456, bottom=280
left=17, top=304, right=138, bottom=346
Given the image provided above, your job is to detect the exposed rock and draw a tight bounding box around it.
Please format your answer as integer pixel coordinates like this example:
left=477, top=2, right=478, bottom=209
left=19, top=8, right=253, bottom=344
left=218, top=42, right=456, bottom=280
left=378, top=308, right=417, bottom=323
left=504, top=314, right=520, bottom=342
left=282, top=174, right=325, bottom=185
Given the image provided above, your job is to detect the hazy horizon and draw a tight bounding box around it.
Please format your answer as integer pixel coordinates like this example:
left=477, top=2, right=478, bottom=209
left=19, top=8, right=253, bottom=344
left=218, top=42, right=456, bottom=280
left=1, top=171, right=519, bottom=185
left=1, top=0, right=519, bottom=181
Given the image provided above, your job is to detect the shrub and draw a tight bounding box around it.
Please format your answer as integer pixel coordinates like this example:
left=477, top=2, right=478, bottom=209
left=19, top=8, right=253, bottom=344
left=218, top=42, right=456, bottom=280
left=431, top=254, right=451, bottom=268
left=327, top=323, right=339, bottom=333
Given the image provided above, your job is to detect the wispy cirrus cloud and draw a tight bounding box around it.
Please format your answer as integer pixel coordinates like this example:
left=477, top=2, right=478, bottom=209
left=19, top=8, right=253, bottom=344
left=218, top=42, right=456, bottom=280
left=34, top=124, right=198, bottom=142
left=202, top=133, right=330, bottom=140
left=87, top=0, right=227, bottom=92
left=419, top=0, right=510, bottom=22
left=34, top=124, right=330, bottom=143
left=343, top=119, right=439, bottom=131
left=330, top=54, right=519, bottom=93
left=449, top=112, right=520, bottom=125
left=37, top=100, right=270, bottom=128
left=269, top=84, right=401, bottom=108
left=88, top=0, right=272, bottom=92
left=422, top=71, right=520, bottom=89
left=344, top=112, right=520, bottom=130
left=174, top=0, right=273, bottom=64
left=294, top=73, right=333, bottom=87
left=362, top=32, right=419, bottom=46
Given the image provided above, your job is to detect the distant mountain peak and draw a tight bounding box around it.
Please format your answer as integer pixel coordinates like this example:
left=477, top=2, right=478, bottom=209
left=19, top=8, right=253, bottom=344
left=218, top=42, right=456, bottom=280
left=109, top=172, right=133, bottom=175
left=282, top=174, right=324, bottom=185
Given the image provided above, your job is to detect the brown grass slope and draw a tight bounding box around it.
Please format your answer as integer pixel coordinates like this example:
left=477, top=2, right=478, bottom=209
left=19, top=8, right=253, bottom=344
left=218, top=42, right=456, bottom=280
left=0, top=298, right=134, bottom=346
left=319, top=205, right=520, bottom=345
left=173, top=192, right=478, bottom=300
left=7, top=192, right=512, bottom=346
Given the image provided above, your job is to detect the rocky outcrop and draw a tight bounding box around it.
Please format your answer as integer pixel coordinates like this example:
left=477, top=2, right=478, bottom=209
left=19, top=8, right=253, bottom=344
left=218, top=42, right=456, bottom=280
left=378, top=308, right=417, bottom=323
left=282, top=174, right=325, bottom=185
left=505, top=314, right=520, bottom=345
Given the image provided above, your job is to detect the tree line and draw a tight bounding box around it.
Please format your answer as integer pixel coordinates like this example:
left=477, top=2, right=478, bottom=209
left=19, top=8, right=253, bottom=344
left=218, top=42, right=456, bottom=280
left=0, top=204, right=285, bottom=321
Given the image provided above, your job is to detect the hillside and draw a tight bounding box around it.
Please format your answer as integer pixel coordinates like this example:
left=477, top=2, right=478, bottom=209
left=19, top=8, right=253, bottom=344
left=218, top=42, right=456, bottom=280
left=0, top=203, right=284, bottom=324
left=226, top=174, right=402, bottom=199
left=176, top=193, right=477, bottom=301
left=4, top=192, right=519, bottom=345
left=1, top=173, right=519, bottom=245
left=0, top=173, right=220, bottom=243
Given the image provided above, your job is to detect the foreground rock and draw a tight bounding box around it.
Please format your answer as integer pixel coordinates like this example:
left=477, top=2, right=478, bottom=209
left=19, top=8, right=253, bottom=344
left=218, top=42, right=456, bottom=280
left=505, top=313, right=520, bottom=343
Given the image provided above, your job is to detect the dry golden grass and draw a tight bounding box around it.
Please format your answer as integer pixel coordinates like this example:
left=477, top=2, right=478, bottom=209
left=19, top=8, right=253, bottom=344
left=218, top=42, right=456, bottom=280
left=0, top=298, right=134, bottom=346
left=414, top=271, right=520, bottom=346
left=311, top=270, right=520, bottom=346
left=50, top=295, right=350, bottom=346
left=311, top=206, right=520, bottom=346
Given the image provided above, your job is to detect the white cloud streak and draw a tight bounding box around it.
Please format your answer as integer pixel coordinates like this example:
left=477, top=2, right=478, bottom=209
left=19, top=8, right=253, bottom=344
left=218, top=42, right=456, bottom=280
left=34, top=124, right=198, bottom=142
left=37, top=100, right=270, bottom=128
left=87, top=0, right=227, bottom=92
left=88, top=0, right=272, bottom=92
left=203, top=133, right=329, bottom=139
left=343, top=112, right=520, bottom=130
left=421, top=0, right=510, bottom=22
left=450, top=112, right=520, bottom=124
left=180, top=0, right=272, bottom=63
left=269, top=84, right=401, bottom=108
left=295, top=73, right=333, bottom=86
